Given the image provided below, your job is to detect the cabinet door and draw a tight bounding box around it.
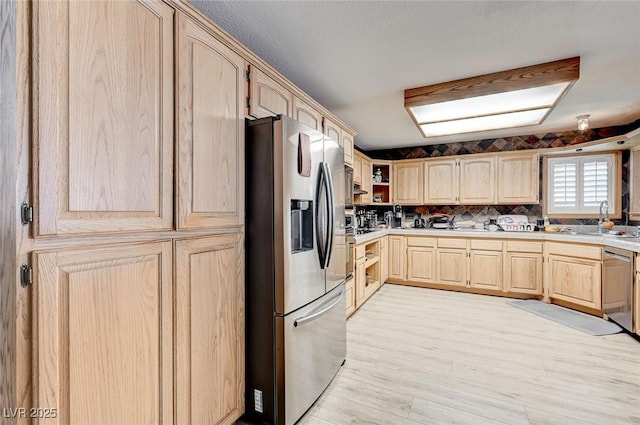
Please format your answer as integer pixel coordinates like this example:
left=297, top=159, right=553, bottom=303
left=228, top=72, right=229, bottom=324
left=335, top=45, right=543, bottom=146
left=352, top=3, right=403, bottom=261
left=343, top=131, right=355, bottom=168
left=293, top=96, right=322, bottom=131
left=175, top=234, right=244, bottom=425
left=380, top=237, right=388, bottom=284
left=407, top=247, right=436, bottom=283
left=548, top=255, right=602, bottom=310
left=469, top=250, right=503, bottom=290
left=497, top=153, right=539, bottom=204
left=176, top=12, right=245, bottom=229
left=353, top=152, right=362, bottom=185
left=388, top=236, right=405, bottom=281
left=34, top=242, right=173, bottom=424
left=248, top=65, right=293, bottom=118
left=436, top=249, right=467, bottom=286
left=35, top=0, right=174, bottom=235
left=355, top=258, right=367, bottom=307
left=505, top=252, right=543, bottom=294
left=424, top=160, right=457, bottom=204
left=635, top=271, right=640, bottom=335
left=323, top=117, right=342, bottom=147
left=394, top=162, right=423, bottom=204
left=630, top=149, right=640, bottom=220
left=459, top=157, right=496, bottom=204
left=360, top=157, right=373, bottom=204
left=345, top=278, right=356, bottom=317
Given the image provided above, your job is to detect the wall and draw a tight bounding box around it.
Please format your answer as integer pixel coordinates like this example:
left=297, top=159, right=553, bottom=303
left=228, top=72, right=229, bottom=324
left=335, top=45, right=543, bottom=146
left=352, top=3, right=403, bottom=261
left=361, top=120, right=640, bottom=226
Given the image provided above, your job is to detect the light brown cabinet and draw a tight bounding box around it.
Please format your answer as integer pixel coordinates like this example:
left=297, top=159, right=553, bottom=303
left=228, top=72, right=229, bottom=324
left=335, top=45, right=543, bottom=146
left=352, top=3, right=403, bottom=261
left=497, top=153, right=539, bottom=204
left=293, top=96, right=322, bottom=131
left=247, top=65, right=293, bottom=118
left=34, top=0, right=175, bottom=235
left=323, top=117, right=342, bottom=147
left=34, top=241, right=174, bottom=424
left=630, top=148, right=640, bottom=220
left=388, top=235, right=406, bottom=281
left=355, top=257, right=367, bottom=308
left=546, top=242, right=602, bottom=310
left=394, top=161, right=424, bottom=204
left=468, top=239, right=503, bottom=290
left=360, top=156, right=373, bottom=204
left=635, top=266, right=640, bottom=335
left=345, top=278, right=356, bottom=317
left=505, top=241, right=543, bottom=295
left=436, top=238, right=468, bottom=287
left=459, top=157, right=496, bottom=204
left=407, top=247, right=436, bottom=283
left=423, top=159, right=457, bottom=205
left=175, top=234, right=244, bottom=425
left=380, top=236, right=389, bottom=284
left=176, top=12, right=245, bottom=229
left=343, top=131, right=355, bottom=168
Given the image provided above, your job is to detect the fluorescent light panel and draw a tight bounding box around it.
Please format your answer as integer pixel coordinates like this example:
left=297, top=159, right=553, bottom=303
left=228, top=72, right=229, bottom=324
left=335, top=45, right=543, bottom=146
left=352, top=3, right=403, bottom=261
left=409, top=82, right=570, bottom=124
left=404, top=57, right=580, bottom=138
left=420, top=109, right=549, bottom=137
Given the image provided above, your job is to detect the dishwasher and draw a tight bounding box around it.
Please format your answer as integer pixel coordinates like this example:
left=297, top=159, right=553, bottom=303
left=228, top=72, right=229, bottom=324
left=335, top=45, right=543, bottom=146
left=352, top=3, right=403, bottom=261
left=602, top=247, right=634, bottom=332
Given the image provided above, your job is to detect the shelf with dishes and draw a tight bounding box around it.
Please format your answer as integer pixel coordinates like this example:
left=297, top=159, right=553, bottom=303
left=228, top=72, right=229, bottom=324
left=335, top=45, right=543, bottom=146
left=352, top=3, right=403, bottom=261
left=371, top=161, right=393, bottom=204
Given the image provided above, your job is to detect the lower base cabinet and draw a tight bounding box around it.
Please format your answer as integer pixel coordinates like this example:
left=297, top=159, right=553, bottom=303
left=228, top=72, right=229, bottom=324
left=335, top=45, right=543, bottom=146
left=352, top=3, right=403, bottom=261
left=469, top=250, right=503, bottom=290
left=436, top=249, right=467, bottom=287
left=175, top=234, right=244, bottom=425
left=33, top=235, right=245, bottom=425
left=345, top=278, right=356, bottom=317
left=505, top=252, right=543, bottom=294
left=388, top=235, right=405, bottom=281
left=35, top=242, right=175, bottom=424
left=548, top=254, right=602, bottom=310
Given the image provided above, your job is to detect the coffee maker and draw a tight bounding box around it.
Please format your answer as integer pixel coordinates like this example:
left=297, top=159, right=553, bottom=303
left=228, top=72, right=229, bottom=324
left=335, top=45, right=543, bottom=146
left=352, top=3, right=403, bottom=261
left=392, top=204, right=402, bottom=228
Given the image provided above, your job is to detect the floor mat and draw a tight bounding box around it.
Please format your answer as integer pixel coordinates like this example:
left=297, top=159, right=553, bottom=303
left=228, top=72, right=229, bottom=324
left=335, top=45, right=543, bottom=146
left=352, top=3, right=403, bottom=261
left=507, top=299, right=622, bottom=336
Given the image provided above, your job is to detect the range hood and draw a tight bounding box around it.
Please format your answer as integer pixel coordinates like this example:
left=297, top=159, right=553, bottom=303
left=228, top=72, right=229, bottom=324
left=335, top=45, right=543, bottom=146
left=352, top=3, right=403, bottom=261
left=354, top=184, right=368, bottom=195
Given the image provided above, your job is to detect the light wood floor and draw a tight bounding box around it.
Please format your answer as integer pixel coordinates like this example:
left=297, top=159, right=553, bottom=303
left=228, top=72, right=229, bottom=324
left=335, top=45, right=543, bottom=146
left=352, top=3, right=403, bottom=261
left=299, top=284, right=640, bottom=425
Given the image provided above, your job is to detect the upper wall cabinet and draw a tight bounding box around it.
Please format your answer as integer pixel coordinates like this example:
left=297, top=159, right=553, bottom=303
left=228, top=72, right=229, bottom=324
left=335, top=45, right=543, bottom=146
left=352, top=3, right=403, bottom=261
left=423, top=159, right=457, bottom=205
left=394, top=161, right=423, bottom=204
left=629, top=148, right=640, bottom=220
left=293, top=96, right=323, bottom=131
left=497, top=153, right=539, bottom=204
left=459, top=157, right=496, bottom=204
left=247, top=65, right=293, bottom=119
left=342, top=131, right=355, bottom=168
left=176, top=12, right=245, bottom=230
left=34, top=0, right=174, bottom=235
left=323, top=117, right=342, bottom=147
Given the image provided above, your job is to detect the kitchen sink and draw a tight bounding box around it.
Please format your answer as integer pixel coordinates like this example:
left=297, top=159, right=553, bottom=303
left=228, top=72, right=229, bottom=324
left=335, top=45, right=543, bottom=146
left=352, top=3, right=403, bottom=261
left=568, top=231, right=639, bottom=239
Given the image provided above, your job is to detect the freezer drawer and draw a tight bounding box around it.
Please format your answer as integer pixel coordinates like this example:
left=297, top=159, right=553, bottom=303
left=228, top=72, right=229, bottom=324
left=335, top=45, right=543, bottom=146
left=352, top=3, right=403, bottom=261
left=280, top=282, right=346, bottom=425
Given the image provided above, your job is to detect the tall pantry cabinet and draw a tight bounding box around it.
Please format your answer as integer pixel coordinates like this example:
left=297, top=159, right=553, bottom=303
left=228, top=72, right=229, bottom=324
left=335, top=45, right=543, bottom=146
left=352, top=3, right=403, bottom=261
left=4, top=1, right=244, bottom=424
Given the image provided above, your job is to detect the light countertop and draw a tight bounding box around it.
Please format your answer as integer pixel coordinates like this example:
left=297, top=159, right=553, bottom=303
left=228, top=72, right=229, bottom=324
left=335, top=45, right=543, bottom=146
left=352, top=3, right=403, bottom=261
left=354, top=228, right=640, bottom=253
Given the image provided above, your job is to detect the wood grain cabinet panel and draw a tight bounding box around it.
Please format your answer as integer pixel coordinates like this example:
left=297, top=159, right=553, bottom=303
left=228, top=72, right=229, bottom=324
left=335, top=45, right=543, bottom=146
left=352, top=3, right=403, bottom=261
left=342, top=131, right=355, bottom=168
left=505, top=252, right=543, bottom=294
left=355, top=258, right=367, bottom=307
left=353, top=152, right=363, bottom=185
left=497, top=153, right=539, bottom=204
left=459, top=157, right=496, bottom=204
left=548, top=254, right=602, bottom=310
left=345, top=278, right=356, bottom=317
left=323, top=117, right=342, bottom=147
left=469, top=250, right=503, bottom=290
left=34, top=0, right=174, bottom=235
left=394, top=162, right=423, bottom=204
left=248, top=65, right=293, bottom=118
left=360, top=156, right=373, bottom=204
left=175, top=234, right=244, bottom=425
left=292, top=96, right=322, bottom=131
left=388, top=235, right=406, bottom=281
left=423, top=159, right=457, bottom=205
left=380, top=236, right=389, bottom=284
left=407, top=247, right=436, bottom=283
left=176, top=12, right=245, bottom=229
left=34, top=242, right=173, bottom=425
left=436, top=249, right=467, bottom=286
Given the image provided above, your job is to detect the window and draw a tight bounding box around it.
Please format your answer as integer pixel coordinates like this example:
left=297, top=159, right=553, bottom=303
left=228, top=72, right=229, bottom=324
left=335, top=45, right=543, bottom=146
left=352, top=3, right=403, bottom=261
left=545, top=153, right=620, bottom=217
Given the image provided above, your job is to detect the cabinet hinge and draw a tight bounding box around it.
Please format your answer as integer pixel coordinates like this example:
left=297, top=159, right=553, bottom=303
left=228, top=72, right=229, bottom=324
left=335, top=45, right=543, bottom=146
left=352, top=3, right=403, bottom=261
left=245, top=68, right=250, bottom=82
left=20, top=264, right=32, bottom=288
left=21, top=202, right=33, bottom=225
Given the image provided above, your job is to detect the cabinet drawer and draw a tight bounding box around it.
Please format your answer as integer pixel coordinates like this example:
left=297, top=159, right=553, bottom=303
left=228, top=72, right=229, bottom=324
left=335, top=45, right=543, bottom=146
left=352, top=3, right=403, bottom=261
left=437, top=238, right=467, bottom=249
left=506, top=240, right=543, bottom=253
left=406, top=237, right=436, bottom=247
left=470, top=239, right=503, bottom=251
left=356, top=244, right=366, bottom=259
left=546, top=242, right=602, bottom=260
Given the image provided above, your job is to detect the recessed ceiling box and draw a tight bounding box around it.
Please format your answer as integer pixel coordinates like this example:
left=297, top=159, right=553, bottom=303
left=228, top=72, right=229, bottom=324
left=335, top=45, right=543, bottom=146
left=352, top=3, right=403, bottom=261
left=404, top=57, right=580, bottom=138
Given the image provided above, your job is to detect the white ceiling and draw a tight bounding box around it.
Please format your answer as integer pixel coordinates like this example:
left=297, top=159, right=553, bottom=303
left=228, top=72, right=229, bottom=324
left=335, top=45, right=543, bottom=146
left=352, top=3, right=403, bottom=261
left=190, top=1, right=640, bottom=150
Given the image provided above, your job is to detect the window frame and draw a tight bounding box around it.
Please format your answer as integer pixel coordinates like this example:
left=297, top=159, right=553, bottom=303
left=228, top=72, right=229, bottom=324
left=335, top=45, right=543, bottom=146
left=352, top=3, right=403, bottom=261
left=543, top=151, right=621, bottom=219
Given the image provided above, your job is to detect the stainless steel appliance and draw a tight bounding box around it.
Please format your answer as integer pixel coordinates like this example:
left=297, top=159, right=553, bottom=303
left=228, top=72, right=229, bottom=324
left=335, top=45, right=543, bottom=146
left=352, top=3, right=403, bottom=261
left=245, top=115, right=347, bottom=425
left=603, top=247, right=634, bottom=332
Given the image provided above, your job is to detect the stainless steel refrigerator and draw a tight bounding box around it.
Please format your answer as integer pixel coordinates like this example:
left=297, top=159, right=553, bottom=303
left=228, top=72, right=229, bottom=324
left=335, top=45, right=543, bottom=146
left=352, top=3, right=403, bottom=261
left=244, top=115, right=347, bottom=425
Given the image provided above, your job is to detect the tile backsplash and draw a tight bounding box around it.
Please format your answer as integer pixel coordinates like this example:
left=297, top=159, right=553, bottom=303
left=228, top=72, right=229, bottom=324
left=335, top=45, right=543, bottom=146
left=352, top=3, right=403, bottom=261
left=360, top=119, right=640, bottom=226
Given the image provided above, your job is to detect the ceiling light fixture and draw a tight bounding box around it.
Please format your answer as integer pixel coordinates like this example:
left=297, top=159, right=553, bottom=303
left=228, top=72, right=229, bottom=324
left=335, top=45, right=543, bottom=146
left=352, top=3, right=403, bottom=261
left=576, top=114, right=590, bottom=131
left=404, top=57, right=580, bottom=138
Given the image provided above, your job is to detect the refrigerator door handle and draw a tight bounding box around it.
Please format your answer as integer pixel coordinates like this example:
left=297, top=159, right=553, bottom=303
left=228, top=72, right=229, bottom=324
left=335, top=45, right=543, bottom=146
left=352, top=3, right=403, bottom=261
left=323, top=162, right=335, bottom=269
left=293, top=289, right=344, bottom=327
left=315, top=164, right=327, bottom=268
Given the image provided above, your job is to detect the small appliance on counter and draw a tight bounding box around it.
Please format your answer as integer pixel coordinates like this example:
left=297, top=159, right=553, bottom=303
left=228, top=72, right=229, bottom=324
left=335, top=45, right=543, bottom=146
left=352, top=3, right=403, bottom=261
left=428, top=214, right=450, bottom=229
left=392, top=204, right=403, bottom=228
left=413, top=217, right=426, bottom=228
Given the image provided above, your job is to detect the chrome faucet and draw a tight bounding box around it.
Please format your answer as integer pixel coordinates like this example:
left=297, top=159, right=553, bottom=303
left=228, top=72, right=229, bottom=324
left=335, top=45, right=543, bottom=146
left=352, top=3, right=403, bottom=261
left=598, top=200, right=609, bottom=233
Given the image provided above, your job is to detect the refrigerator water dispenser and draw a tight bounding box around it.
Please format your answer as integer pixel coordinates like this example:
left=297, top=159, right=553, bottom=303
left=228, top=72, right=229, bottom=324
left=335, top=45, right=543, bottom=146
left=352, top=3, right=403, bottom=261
left=291, top=199, right=313, bottom=253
